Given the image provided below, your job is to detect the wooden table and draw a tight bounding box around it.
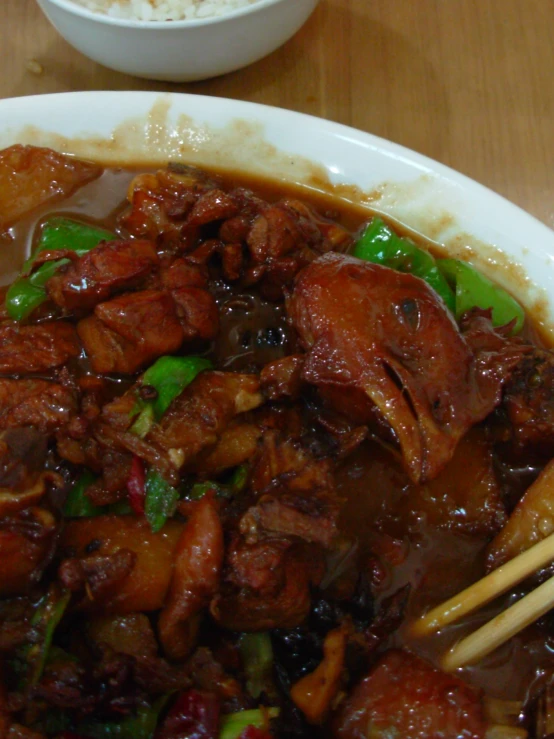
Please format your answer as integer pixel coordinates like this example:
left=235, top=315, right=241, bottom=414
left=2, top=0, right=553, bottom=228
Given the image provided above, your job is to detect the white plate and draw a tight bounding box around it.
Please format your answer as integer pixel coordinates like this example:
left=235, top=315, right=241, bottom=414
left=2, top=91, right=553, bottom=335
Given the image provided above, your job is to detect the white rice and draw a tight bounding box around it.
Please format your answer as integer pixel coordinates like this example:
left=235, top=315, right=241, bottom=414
left=69, top=0, right=261, bottom=22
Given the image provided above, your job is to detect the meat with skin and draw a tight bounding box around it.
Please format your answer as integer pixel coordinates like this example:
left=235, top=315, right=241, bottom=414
left=145, top=371, right=263, bottom=472
left=121, top=168, right=220, bottom=247
left=158, top=496, right=224, bottom=661
left=334, top=649, right=486, bottom=739
left=0, top=321, right=81, bottom=374
left=78, top=290, right=184, bottom=374
left=240, top=432, right=340, bottom=546
left=211, top=537, right=324, bottom=631
left=0, top=145, right=101, bottom=231
left=58, top=549, right=137, bottom=601
left=0, top=378, right=77, bottom=433
left=289, top=253, right=526, bottom=483
left=46, top=239, right=160, bottom=312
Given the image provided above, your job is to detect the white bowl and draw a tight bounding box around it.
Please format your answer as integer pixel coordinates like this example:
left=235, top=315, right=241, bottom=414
left=34, top=0, right=319, bottom=81
left=2, top=91, right=554, bottom=335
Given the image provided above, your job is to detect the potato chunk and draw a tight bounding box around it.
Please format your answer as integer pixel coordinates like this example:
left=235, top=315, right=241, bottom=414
left=0, top=145, right=101, bottom=230
left=61, top=515, right=184, bottom=613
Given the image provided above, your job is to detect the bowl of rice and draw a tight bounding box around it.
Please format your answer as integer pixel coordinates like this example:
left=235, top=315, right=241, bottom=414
left=35, top=0, right=319, bottom=81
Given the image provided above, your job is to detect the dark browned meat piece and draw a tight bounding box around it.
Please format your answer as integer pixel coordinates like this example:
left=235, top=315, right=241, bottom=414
left=260, top=354, right=304, bottom=400
left=0, top=507, right=57, bottom=596
left=158, top=496, right=224, bottom=661
left=121, top=169, right=219, bottom=247
left=211, top=537, right=324, bottom=631
left=0, top=321, right=80, bottom=374
left=289, top=254, right=525, bottom=483
left=0, top=145, right=101, bottom=231
left=0, top=378, right=77, bottom=433
left=78, top=290, right=184, bottom=374
left=146, top=371, right=263, bottom=472
left=241, top=432, right=340, bottom=546
left=334, top=649, right=486, bottom=739
left=501, top=348, right=554, bottom=456
left=58, top=549, right=137, bottom=602
left=185, top=188, right=238, bottom=227
left=47, top=239, right=159, bottom=312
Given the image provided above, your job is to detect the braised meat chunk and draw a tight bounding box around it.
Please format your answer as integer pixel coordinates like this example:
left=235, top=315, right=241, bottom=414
left=289, top=253, right=523, bottom=483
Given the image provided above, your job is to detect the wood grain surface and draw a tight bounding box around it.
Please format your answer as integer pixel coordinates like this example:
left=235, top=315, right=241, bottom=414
left=2, top=0, right=553, bottom=227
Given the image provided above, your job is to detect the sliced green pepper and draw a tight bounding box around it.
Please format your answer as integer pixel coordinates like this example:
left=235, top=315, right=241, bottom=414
left=144, top=469, right=179, bottom=533
left=63, top=470, right=103, bottom=518
left=188, top=465, right=249, bottom=501
left=239, top=633, right=274, bottom=700
left=220, top=708, right=279, bottom=739
left=439, top=258, right=525, bottom=334
left=130, top=355, right=212, bottom=438
left=6, top=217, right=114, bottom=321
left=27, top=588, right=71, bottom=686
left=353, top=217, right=456, bottom=313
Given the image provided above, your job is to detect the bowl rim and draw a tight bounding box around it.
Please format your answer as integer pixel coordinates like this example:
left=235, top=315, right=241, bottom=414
left=37, top=0, right=288, bottom=28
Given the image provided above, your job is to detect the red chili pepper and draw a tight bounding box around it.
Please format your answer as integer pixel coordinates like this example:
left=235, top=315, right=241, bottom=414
left=127, top=455, right=146, bottom=515
left=238, top=728, right=273, bottom=739
left=157, top=690, right=220, bottom=739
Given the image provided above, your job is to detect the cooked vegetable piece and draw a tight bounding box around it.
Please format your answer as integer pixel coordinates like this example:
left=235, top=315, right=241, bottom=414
left=290, top=626, right=346, bottom=724
left=239, top=633, right=273, bottom=700
left=63, top=470, right=103, bottom=518
left=189, top=464, right=249, bottom=500
left=353, top=216, right=456, bottom=312
left=25, top=587, right=71, bottom=686
left=144, top=468, right=179, bottom=533
left=440, top=257, right=525, bottom=333
left=6, top=217, right=114, bottom=321
left=130, top=355, right=213, bottom=436
left=0, top=145, right=101, bottom=231
left=220, top=709, right=279, bottom=739
left=487, top=457, right=554, bottom=570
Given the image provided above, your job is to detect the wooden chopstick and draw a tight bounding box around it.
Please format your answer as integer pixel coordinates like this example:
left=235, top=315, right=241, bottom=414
left=441, top=573, right=554, bottom=671
left=412, top=530, right=554, bottom=638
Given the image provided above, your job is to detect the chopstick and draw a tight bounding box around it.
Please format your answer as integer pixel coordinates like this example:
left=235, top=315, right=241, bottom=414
left=441, top=573, right=554, bottom=671
left=411, top=530, right=554, bottom=670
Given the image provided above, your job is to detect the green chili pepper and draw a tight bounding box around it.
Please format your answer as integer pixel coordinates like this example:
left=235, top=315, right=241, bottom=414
left=188, top=465, right=249, bottom=501
left=353, top=217, right=456, bottom=313
left=239, top=633, right=274, bottom=700
left=439, top=258, right=525, bottom=334
left=63, top=470, right=103, bottom=518
left=6, top=217, right=114, bottom=321
left=27, top=588, right=71, bottom=686
left=219, top=708, right=279, bottom=739
left=144, top=469, right=179, bottom=533
left=130, top=356, right=212, bottom=438
left=78, top=695, right=170, bottom=739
